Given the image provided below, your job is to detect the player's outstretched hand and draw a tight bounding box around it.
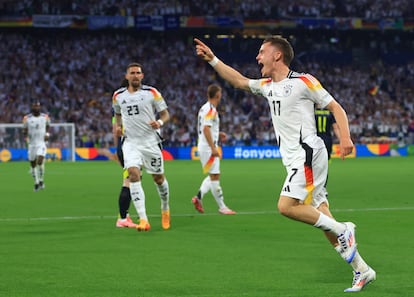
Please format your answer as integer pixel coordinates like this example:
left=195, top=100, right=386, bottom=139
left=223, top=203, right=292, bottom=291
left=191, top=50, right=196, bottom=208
left=194, top=38, right=215, bottom=62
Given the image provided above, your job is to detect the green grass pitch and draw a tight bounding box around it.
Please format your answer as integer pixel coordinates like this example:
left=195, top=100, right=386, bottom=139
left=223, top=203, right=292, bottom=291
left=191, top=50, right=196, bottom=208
left=1, top=157, right=413, bottom=297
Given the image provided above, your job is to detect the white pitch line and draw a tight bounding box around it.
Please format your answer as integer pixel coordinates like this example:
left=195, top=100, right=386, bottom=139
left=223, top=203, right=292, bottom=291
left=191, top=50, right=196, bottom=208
left=0, top=206, right=413, bottom=223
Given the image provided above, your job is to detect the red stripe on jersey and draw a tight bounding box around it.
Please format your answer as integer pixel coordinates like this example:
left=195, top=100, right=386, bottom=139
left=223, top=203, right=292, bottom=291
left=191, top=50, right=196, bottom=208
left=205, top=107, right=217, bottom=120
left=303, top=164, right=315, bottom=205
left=299, top=74, right=322, bottom=91
left=203, top=156, right=215, bottom=174
left=260, top=78, right=272, bottom=86
left=149, top=88, right=162, bottom=101
left=112, top=91, right=122, bottom=104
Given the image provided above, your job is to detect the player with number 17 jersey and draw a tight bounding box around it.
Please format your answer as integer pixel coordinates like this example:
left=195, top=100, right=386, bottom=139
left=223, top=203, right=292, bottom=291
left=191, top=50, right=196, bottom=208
left=112, top=85, right=167, bottom=147
left=248, top=71, right=333, bottom=166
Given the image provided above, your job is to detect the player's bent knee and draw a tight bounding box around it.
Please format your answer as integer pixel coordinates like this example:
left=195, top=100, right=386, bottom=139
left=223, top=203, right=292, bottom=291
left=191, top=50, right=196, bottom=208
left=277, top=204, right=290, bottom=217
left=152, top=174, right=164, bottom=185
left=277, top=196, right=297, bottom=217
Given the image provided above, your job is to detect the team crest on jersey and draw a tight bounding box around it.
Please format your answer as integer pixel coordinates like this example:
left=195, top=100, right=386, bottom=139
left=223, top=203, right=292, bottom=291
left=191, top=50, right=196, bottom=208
left=283, top=85, right=293, bottom=96
left=268, top=85, right=292, bottom=97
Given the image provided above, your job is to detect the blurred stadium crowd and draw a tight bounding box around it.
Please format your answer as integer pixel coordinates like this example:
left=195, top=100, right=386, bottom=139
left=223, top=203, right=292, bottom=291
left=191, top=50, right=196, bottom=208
left=1, top=1, right=414, bottom=149
left=1, top=0, right=414, bottom=18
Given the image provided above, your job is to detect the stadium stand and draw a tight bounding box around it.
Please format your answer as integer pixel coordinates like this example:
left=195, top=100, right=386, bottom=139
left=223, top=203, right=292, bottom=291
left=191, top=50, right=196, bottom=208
left=1, top=0, right=414, bottom=18
left=1, top=1, right=413, bottom=148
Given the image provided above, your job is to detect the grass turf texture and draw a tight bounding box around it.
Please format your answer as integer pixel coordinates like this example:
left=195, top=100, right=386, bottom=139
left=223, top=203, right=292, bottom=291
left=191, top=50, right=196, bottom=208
left=0, top=157, right=413, bottom=297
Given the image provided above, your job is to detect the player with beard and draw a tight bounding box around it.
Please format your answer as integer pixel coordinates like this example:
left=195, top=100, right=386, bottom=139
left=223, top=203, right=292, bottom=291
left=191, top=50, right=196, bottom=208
left=113, top=62, right=171, bottom=231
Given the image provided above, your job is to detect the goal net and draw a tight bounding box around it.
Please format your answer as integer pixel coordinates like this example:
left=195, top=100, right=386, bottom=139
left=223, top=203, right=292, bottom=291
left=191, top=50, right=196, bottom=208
left=0, top=123, right=76, bottom=161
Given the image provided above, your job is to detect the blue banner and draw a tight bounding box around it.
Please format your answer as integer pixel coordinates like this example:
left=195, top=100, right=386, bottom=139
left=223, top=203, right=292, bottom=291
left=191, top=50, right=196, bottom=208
left=88, top=16, right=127, bottom=29
left=186, top=146, right=281, bottom=160
left=222, top=146, right=282, bottom=159
left=135, top=15, right=152, bottom=29
left=135, top=15, right=180, bottom=30
left=0, top=148, right=73, bottom=162
left=1, top=144, right=409, bottom=162
left=164, top=15, right=180, bottom=29
left=205, top=16, right=243, bottom=28
left=296, top=17, right=336, bottom=29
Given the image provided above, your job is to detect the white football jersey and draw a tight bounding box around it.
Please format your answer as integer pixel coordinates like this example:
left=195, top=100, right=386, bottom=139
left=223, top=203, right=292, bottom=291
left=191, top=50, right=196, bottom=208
left=112, top=85, right=167, bottom=147
left=197, top=101, right=219, bottom=151
left=22, top=113, right=50, bottom=145
left=249, top=71, right=333, bottom=166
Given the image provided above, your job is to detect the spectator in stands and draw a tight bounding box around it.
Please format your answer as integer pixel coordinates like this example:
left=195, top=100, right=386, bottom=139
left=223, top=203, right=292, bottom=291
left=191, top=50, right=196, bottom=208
left=2, top=0, right=414, bottom=18
left=0, top=28, right=413, bottom=149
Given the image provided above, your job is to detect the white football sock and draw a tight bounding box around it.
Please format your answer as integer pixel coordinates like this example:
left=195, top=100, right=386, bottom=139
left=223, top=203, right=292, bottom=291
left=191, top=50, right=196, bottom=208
left=199, top=176, right=211, bottom=198
left=156, top=179, right=169, bottom=211
left=39, top=162, right=45, bottom=182
left=210, top=180, right=226, bottom=209
left=129, top=181, right=147, bottom=221
left=350, top=251, right=369, bottom=272
left=335, top=246, right=369, bottom=272
left=314, top=212, right=346, bottom=235
left=34, top=166, right=40, bottom=184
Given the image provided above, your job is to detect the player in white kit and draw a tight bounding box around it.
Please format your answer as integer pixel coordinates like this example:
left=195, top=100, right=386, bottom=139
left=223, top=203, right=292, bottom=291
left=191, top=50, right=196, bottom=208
left=194, top=36, right=375, bottom=292
left=113, top=62, right=171, bottom=231
left=192, top=84, right=236, bottom=215
left=23, top=100, right=50, bottom=192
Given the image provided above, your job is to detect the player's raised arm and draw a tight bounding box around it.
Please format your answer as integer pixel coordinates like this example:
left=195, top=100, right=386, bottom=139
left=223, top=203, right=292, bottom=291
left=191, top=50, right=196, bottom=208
left=194, top=38, right=251, bottom=92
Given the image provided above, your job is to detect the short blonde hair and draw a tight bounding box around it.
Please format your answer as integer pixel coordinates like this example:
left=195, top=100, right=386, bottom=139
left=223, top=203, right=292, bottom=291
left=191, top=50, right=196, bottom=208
left=263, top=36, right=294, bottom=66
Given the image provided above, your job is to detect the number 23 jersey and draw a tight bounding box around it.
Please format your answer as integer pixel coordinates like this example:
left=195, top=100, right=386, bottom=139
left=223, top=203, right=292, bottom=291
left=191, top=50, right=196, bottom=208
left=112, top=85, right=167, bottom=147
